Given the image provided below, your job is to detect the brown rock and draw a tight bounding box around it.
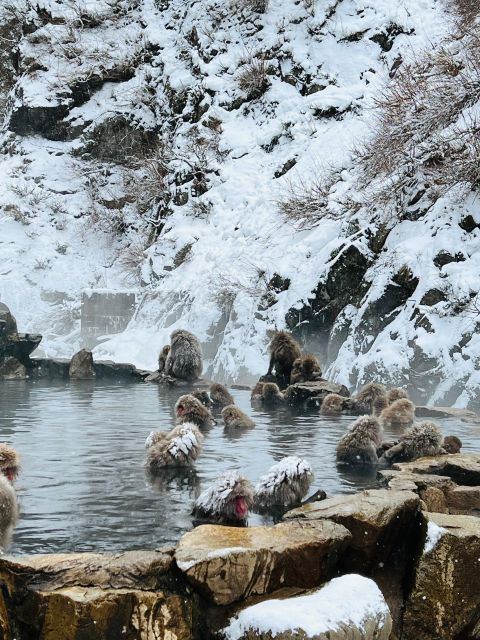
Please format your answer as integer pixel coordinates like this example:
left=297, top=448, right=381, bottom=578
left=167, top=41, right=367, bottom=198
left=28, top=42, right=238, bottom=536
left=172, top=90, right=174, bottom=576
left=69, top=349, right=96, bottom=379
left=175, top=520, right=351, bottom=605
left=403, top=512, right=480, bottom=640
left=283, top=380, right=350, bottom=406
left=445, top=486, right=480, bottom=515
left=419, top=487, right=447, bottom=513
left=393, top=453, right=480, bottom=486
left=414, top=405, right=477, bottom=420
left=0, top=356, right=27, bottom=379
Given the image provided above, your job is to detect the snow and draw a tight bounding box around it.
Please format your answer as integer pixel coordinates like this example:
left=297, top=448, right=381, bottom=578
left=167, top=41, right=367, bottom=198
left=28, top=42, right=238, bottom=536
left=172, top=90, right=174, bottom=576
left=222, top=574, right=391, bottom=639
left=424, top=521, right=447, bottom=554
left=195, top=470, right=246, bottom=513
left=168, top=423, right=203, bottom=458
left=255, top=456, right=313, bottom=493
left=1, top=0, right=479, bottom=406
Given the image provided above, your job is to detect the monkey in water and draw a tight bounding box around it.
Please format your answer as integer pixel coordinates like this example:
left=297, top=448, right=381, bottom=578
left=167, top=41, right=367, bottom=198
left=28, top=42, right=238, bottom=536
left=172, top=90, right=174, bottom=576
left=320, top=393, right=345, bottom=416
left=290, top=355, right=322, bottom=384
left=192, top=471, right=254, bottom=524
left=382, top=421, right=444, bottom=463
left=175, top=394, right=215, bottom=429
left=191, top=390, right=212, bottom=408
left=336, top=416, right=384, bottom=465
left=209, top=383, right=234, bottom=408
left=443, top=435, right=462, bottom=454
left=158, top=345, right=170, bottom=373
left=380, top=398, right=415, bottom=427
left=386, top=387, right=408, bottom=404
left=165, top=329, right=203, bottom=380
left=0, top=444, right=19, bottom=551
left=262, top=382, right=285, bottom=407
left=266, top=330, right=301, bottom=388
left=222, top=405, right=255, bottom=429
left=254, top=456, right=313, bottom=511
left=250, top=381, right=265, bottom=402
left=145, top=423, right=204, bottom=471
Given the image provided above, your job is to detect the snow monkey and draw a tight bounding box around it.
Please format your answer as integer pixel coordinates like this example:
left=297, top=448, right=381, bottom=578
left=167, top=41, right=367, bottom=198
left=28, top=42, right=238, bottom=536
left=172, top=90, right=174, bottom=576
left=386, top=387, right=408, bottom=404
left=175, top=394, right=215, bottom=429
left=158, top=345, right=170, bottom=373
left=193, top=471, right=254, bottom=524
left=266, top=330, right=302, bottom=388
left=145, top=423, right=204, bottom=471
left=254, top=456, right=313, bottom=511
left=0, top=444, right=19, bottom=550
left=262, top=382, right=285, bottom=406
left=165, top=329, right=203, bottom=380
left=191, top=390, right=212, bottom=408
left=290, top=354, right=322, bottom=384
left=443, top=435, right=462, bottom=454
left=336, top=416, right=384, bottom=465
left=221, top=405, right=255, bottom=429
left=380, top=398, right=415, bottom=427
left=352, top=383, right=388, bottom=414
left=250, top=381, right=265, bottom=402
left=320, top=393, right=345, bottom=416
left=209, top=383, right=234, bottom=408
left=382, top=421, right=444, bottom=463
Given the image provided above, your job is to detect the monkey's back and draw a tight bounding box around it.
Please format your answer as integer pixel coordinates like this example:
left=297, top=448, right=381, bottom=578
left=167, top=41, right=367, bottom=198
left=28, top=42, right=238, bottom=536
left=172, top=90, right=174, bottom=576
left=0, top=476, right=17, bottom=551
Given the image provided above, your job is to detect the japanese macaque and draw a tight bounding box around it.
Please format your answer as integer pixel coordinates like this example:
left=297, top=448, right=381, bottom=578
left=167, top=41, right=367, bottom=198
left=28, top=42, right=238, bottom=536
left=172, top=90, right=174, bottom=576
left=352, top=383, right=388, bottom=414
left=192, top=471, right=254, bottom=524
left=145, top=423, right=204, bottom=471
left=290, top=355, right=322, bottom=384
left=175, top=394, right=215, bottom=429
left=387, top=387, right=408, bottom=404
left=165, top=329, right=203, bottom=380
left=382, top=421, right=444, bottom=463
left=0, top=444, right=19, bottom=550
left=443, top=435, right=462, bottom=454
left=262, top=382, right=285, bottom=406
left=222, top=405, right=255, bottom=429
left=336, top=416, right=384, bottom=465
left=320, top=393, right=345, bottom=416
left=158, top=345, right=170, bottom=373
left=191, top=390, right=212, bottom=408
left=266, top=330, right=301, bottom=388
left=380, top=398, right=415, bottom=427
left=254, top=456, right=313, bottom=511
left=209, top=383, right=234, bottom=408
left=250, top=382, right=265, bottom=402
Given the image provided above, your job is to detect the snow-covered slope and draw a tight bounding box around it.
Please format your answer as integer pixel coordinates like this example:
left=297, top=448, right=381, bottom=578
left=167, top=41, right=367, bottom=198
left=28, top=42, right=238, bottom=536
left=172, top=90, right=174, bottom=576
left=1, top=0, right=479, bottom=408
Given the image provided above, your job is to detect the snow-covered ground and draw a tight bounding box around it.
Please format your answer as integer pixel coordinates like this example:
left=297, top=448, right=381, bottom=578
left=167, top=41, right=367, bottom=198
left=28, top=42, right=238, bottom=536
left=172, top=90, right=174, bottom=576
left=1, top=0, right=479, bottom=406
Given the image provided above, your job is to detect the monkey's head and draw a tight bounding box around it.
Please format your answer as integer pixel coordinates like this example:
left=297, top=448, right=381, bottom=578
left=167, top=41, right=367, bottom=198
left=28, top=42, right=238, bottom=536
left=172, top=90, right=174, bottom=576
left=191, top=390, right=212, bottom=407
left=321, top=393, right=344, bottom=415
left=161, top=345, right=170, bottom=356
left=195, top=471, right=254, bottom=522
left=443, top=435, right=462, bottom=454
left=175, top=394, right=203, bottom=418
left=0, top=444, right=19, bottom=482
left=387, top=387, right=408, bottom=403
left=303, top=355, right=321, bottom=375
left=221, top=405, right=239, bottom=425
left=351, top=416, right=383, bottom=446
left=263, top=382, right=283, bottom=401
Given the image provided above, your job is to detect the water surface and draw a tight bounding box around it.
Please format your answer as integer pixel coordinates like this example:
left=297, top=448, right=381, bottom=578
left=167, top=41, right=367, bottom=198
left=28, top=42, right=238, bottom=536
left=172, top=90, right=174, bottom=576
left=1, top=381, right=478, bottom=554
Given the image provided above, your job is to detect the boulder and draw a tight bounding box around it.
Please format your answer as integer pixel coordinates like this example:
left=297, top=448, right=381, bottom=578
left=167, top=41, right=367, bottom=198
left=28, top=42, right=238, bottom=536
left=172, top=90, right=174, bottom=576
left=415, top=406, right=478, bottom=421
left=0, top=303, right=17, bottom=338
left=403, top=512, right=480, bottom=640
left=175, top=520, right=351, bottom=606
left=0, top=550, right=196, bottom=640
left=4, top=333, right=42, bottom=363
left=0, top=357, right=27, bottom=380
left=284, top=381, right=350, bottom=406
left=220, top=574, right=392, bottom=640
left=29, top=358, right=70, bottom=379
left=285, top=489, right=421, bottom=627
left=69, top=349, right=96, bottom=379
left=393, top=453, right=480, bottom=486
left=378, top=469, right=455, bottom=512
left=445, top=486, right=480, bottom=516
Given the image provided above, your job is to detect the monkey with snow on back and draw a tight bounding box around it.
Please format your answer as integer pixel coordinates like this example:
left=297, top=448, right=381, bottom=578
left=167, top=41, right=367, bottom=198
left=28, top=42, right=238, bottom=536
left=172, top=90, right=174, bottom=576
left=192, top=471, right=254, bottom=524
left=382, top=421, right=444, bottom=463
left=209, top=383, right=234, bottom=408
left=165, top=329, right=203, bottom=380
left=290, top=355, right=322, bottom=384
left=222, top=405, right=255, bottom=429
left=0, top=444, right=19, bottom=551
left=266, top=330, right=301, bottom=388
left=175, top=394, right=215, bottom=429
left=336, top=416, right=384, bottom=465
left=145, top=423, right=204, bottom=471
left=254, top=456, right=314, bottom=512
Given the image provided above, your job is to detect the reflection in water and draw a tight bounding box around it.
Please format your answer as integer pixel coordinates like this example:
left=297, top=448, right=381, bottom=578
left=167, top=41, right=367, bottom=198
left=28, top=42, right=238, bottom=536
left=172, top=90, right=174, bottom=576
left=0, top=380, right=478, bottom=554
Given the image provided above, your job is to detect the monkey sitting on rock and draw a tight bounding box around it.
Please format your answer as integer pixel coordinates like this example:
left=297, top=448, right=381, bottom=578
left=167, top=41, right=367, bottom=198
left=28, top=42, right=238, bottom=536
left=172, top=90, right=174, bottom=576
left=210, top=383, right=234, bottom=408
left=0, top=444, right=19, bottom=551
left=290, top=355, right=322, bottom=384
left=192, top=471, right=254, bottom=524
left=254, top=456, right=314, bottom=512
left=381, top=421, right=445, bottom=463
left=164, top=329, right=203, bottom=380
left=222, top=405, right=255, bottom=429
left=145, top=423, right=204, bottom=471
left=175, top=394, right=215, bottom=429
left=336, top=416, right=384, bottom=465
left=266, top=330, right=301, bottom=389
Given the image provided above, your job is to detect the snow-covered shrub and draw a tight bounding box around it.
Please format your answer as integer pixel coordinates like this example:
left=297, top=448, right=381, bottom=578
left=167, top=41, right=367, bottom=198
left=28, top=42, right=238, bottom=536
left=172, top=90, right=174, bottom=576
left=356, top=26, right=480, bottom=217
left=237, top=56, right=270, bottom=99
left=449, top=0, right=480, bottom=24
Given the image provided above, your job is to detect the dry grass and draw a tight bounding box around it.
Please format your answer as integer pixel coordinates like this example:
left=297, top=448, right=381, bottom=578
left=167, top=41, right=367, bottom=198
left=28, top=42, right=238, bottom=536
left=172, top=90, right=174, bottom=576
left=238, top=57, right=270, bottom=99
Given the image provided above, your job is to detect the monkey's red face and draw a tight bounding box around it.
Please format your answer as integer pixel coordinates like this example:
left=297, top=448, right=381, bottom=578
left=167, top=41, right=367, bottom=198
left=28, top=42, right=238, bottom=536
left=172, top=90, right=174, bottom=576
left=234, top=495, right=249, bottom=519
left=176, top=404, right=186, bottom=417
left=3, top=467, right=17, bottom=482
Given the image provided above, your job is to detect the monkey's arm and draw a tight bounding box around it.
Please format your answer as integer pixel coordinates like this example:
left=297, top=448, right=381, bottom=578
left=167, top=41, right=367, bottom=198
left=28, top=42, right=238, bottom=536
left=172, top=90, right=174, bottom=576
left=383, top=441, right=405, bottom=461
left=267, top=354, right=275, bottom=375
